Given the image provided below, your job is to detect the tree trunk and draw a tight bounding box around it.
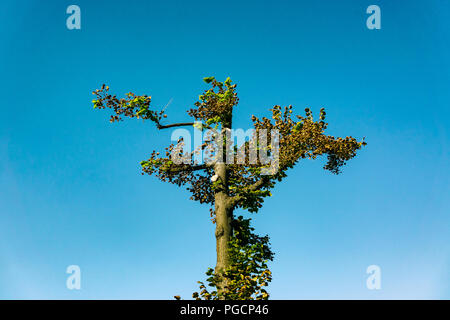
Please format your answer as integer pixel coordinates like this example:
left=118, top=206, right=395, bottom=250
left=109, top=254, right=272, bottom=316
left=213, top=162, right=233, bottom=297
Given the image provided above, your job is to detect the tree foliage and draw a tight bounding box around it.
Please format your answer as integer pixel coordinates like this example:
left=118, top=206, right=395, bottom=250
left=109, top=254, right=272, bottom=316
left=93, top=77, right=366, bottom=299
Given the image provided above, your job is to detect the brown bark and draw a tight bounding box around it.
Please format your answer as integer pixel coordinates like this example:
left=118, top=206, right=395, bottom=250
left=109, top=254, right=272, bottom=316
left=213, top=161, right=233, bottom=297
left=214, top=114, right=233, bottom=296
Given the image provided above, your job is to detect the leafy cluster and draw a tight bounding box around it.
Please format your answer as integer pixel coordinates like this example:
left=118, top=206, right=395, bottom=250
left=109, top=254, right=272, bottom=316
left=193, top=216, right=273, bottom=300
left=251, top=104, right=366, bottom=176
left=92, top=84, right=166, bottom=124
left=188, top=77, right=238, bottom=125
left=92, top=79, right=365, bottom=216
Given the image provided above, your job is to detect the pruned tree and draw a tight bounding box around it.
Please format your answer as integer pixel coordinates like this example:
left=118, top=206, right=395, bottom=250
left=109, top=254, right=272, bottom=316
left=92, top=77, right=366, bottom=299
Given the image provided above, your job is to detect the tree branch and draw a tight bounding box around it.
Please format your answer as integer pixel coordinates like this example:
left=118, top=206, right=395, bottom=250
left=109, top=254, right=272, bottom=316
left=228, top=176, right=271, bottom=208
left=165, top=163, right=207, bottom=173
left=157, top=122, right=195, bottom=129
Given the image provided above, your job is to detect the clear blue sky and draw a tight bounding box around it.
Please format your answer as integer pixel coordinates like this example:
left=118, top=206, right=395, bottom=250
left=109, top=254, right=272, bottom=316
left=0, top=0, right=449, bottom=299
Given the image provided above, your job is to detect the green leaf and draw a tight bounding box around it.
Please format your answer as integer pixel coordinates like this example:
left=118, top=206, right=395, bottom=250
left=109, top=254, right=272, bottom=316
left=203, top=76, right=215, bottom=83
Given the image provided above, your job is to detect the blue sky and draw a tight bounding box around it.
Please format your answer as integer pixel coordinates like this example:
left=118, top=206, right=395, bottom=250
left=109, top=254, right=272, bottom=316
left=0, top=0, right=449, bottom=299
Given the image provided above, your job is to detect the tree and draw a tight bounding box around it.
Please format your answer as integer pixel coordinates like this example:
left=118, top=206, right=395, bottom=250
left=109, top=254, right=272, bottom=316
left=92, top=77, right=366, bottom=299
